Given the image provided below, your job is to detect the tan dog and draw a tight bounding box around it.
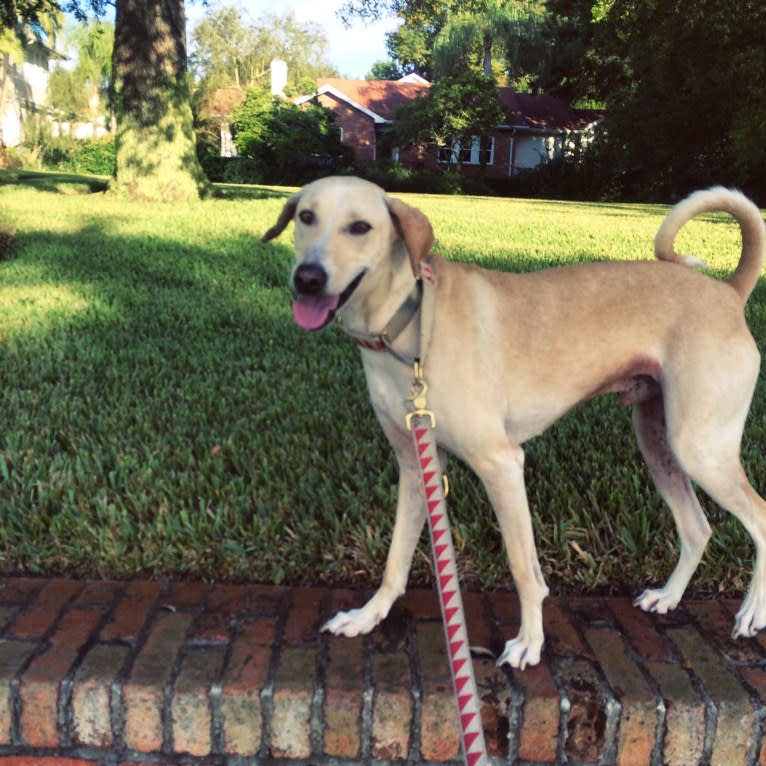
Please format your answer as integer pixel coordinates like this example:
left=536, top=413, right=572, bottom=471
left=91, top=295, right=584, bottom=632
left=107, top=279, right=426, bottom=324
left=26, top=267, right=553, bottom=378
left=263, top=176, right=766, bottom=669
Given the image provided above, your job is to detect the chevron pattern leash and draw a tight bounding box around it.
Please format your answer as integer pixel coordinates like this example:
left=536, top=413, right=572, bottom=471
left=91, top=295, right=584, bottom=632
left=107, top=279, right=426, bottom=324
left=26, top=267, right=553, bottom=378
left=409, top=412, right=489, bottom=766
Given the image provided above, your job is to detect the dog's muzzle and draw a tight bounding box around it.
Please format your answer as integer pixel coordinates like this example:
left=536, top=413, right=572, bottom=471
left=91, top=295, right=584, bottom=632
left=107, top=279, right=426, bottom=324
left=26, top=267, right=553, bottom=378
left=292, top=264, right=365, bottom=331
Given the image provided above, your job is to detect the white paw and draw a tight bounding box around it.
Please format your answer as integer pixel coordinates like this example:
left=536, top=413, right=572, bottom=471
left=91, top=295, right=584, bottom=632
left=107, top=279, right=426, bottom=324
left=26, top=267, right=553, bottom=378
left=497, top=636, right=543, bottom=670
left=733, top=595, right=766, bottom=638
left=321, top=607, right=383, bottom=637
left=633, top=587, right=680, bottom=615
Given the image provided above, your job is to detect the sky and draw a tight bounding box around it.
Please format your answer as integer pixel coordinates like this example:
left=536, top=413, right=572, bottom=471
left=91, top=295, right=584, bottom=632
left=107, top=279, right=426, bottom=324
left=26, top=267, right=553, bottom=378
left=187, top=0, right=402, bottom=79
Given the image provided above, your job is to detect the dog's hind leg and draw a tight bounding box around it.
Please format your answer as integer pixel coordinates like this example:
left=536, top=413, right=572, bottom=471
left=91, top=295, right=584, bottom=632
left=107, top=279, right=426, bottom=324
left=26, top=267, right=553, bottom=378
left=664, top=342, right=766, bottom=637
left=472, top=442, right=549, bottom=670
left=631, top=395, right=711, bottom=615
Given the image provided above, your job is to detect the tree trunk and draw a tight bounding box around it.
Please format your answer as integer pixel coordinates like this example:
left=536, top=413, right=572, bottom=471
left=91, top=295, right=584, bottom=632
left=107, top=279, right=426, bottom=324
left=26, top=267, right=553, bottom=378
left=110, top=0, right=208, bottom=200
left=482, top=31, right=493, bottom=77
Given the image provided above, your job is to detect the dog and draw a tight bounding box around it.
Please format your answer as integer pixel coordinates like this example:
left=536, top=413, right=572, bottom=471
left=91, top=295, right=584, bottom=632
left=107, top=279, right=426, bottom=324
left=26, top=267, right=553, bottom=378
left=263, top=176, right=766, bottom=669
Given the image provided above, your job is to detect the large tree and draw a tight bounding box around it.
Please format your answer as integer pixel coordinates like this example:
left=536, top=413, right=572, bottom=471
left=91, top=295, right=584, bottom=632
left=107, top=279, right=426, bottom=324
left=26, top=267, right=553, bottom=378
left=3, top=0, right=207, bottom=201
left=110, top=0, right=207, bottom=200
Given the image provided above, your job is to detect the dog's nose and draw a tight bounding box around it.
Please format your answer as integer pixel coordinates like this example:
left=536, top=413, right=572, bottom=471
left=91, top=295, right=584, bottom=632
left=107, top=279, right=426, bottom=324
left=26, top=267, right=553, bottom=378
left=293, top=263, right=327, bottom=296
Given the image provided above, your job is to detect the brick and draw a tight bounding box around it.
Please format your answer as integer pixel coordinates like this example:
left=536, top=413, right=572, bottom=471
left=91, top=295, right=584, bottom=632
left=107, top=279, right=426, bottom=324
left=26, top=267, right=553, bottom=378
left=668, top=625, right=754, bottom=766
left=72, top=643, right=129, bottom=747
left=0, top=578, right=43, bottom=605
left=371, top=652, right=412, bottom=760
left=687, top=601, right=765, bottom=663
left=545, top=599, right=588, bottom=656
left=192, top=584, right=246, bottom=642
left=160, top=581, right=207, bottom=611
left=72, top=580, right=122, bottom=610
left=416, top=621, right=460, bottom=760
left=246, top=584, right=288, bottom=619
left=0, top=759, right=95, bottom=766
left=324, top=636, right=364, bottom=758
left=475, top=657, right=510, bottom=758
left=221, top=623, right=273, bottom=755
left=270, top=645, right=316, bottom=758
left=171, top=648, right=224, bottom=756
left=646, top=660, right=705, bottom=766
left=9, top=579, right=81, bottom=639
left=123, top=611, right=192, bottom=752
left=282, top=587, right=324, bottom=646
left=0, top=608, right=14, bottom=634
left=558, top=658, right=609, bottom=763
left=607, top=596, right=673, bottom=659
left=0, top=642, right=36, bottom=744
left=100, top=581, right=161, bottom=641
left=514, top=661, right=560, bottom=762
left=400, top=588, right=441, bottom=619
left=584, top=626, right=657, bottom=766
left=463, top=591, right=493, bottom=650
left=20, top=607, right=102, bottom=747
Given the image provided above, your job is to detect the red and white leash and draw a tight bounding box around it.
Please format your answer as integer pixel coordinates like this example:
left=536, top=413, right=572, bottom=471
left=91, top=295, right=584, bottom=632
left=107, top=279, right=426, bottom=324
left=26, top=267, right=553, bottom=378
left=405, top=259, right=489, bottom=766
left=408, top=409, right=489, bottom=766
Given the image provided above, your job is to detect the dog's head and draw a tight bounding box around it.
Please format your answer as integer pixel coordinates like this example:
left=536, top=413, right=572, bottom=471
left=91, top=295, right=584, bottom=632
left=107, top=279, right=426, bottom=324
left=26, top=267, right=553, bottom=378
left=263, top=176, right=434, bottom=331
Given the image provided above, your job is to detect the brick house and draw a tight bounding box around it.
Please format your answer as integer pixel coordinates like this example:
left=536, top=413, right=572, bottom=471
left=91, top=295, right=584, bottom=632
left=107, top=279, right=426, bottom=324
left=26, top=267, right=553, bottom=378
left=296, top=74, right=601, bottom=177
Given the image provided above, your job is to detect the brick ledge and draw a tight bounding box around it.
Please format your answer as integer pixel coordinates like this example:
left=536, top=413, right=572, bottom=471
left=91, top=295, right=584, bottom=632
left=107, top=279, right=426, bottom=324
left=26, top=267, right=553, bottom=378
left=0, top=578, right=763, bottom=765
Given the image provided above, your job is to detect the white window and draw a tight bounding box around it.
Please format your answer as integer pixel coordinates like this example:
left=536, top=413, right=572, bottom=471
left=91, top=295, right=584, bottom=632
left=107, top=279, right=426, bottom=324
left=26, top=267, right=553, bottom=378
left=438, top=136, right=494, bottom=166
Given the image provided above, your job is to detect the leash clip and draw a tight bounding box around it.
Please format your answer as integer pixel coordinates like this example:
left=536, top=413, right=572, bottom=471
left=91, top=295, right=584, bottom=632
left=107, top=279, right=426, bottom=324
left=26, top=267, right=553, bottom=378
left=405, top=360, right=436, bottom=430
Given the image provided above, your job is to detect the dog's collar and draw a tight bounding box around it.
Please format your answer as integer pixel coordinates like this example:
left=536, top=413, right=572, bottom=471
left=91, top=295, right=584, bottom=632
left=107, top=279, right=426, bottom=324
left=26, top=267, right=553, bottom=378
left=336, top=278, right=423, bottom=360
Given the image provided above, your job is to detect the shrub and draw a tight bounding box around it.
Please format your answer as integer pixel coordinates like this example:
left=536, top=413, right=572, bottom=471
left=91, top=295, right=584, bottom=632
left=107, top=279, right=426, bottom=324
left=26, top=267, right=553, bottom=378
left=69, top=137, right=115, bottom=176
left=39, top=137, right=115, bottom=176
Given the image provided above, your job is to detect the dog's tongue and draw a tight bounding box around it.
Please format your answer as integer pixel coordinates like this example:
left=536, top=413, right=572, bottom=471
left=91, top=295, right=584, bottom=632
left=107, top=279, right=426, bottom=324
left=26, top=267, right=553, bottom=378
left=292, top=294, right=340, bottom=330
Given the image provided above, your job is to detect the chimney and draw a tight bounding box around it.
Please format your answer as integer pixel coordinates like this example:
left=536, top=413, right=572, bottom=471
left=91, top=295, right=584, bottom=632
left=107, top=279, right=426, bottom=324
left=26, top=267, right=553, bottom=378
left=271, top=59, right=288, bottom=97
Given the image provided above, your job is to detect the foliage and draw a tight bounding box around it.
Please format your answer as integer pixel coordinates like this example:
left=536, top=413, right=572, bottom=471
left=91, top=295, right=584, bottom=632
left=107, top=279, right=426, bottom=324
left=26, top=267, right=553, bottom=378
left=0, top=173, right=765, bottom=597
left=433, top=0, right=547, bottom=88
left=367, top=59, right=405, bottom=80
left=230, top=88, right=352, bottom=184
left=543, top=0, right=766, bottom=202
left=190, top=8, right=338, bottom=93
left=48, top=19, right=113, bottom=127
left=39, top=136, right=115, bottom=175
left=393, top=70, right=503, bottom=168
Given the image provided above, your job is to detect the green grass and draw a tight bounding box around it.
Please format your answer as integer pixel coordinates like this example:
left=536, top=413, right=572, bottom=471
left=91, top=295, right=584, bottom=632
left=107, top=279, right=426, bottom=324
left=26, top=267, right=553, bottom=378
left=0, top=170, right=764, bottom=598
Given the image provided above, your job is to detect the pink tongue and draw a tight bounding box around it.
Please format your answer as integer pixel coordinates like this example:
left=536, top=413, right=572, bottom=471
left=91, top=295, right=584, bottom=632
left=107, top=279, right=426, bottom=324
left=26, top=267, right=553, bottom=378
left=292, top=294, right=340, bottom=330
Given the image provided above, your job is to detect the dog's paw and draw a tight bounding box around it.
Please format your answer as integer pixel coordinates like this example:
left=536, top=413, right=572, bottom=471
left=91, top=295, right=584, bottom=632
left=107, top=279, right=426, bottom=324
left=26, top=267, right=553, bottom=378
left=732, top=597, right=766, bottom=639
left=633, top=587, right=681, bottom=615
left=322, top=607, right=383, bottom=637
left=496, top=636, right=543, bottom=671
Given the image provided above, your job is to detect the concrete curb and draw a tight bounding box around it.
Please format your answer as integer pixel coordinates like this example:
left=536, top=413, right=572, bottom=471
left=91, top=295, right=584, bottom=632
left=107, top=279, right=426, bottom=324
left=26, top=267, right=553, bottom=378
left=0, top=577, right=763, bottom=765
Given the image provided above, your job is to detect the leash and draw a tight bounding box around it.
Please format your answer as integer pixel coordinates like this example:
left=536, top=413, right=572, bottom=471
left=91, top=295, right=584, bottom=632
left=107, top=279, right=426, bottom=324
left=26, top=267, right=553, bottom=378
left=405, top=262, right=489, bottom=766
left=337, top=256, right=489, bottom=765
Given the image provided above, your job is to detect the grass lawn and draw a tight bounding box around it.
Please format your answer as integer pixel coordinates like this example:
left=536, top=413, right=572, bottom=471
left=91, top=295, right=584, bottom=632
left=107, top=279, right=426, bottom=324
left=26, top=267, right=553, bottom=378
left=0, top=168, right=764, bottom=598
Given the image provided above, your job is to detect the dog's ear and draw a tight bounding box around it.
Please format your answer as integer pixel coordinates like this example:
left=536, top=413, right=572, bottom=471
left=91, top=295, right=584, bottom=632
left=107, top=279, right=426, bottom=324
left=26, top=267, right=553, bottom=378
left=262, top=193, right=300, bottom=242
left=387, top=197, right=435, bottom=276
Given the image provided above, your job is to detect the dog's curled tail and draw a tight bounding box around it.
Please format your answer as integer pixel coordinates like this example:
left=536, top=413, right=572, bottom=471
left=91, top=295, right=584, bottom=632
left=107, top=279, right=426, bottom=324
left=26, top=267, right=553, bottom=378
left=654, top=186, right=766, bottom=303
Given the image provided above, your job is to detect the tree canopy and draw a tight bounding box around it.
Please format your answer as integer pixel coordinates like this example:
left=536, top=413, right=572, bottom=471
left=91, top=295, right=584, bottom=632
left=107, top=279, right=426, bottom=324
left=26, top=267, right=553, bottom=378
left=190, top=8, right=338, bottom=96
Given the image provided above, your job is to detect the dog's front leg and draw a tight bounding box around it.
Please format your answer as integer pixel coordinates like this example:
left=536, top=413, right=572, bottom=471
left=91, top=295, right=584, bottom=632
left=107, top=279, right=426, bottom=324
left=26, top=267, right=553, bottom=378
left=474, top=443, right=549, bottom=670
left=322, top=453, right=426, bottom=637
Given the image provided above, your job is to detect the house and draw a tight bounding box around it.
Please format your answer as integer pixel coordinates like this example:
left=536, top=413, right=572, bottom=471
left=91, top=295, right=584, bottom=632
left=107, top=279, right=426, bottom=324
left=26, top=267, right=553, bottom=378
left=297, top=74, right=601, bottom=177
left=0, top=27, right=65, bottom=148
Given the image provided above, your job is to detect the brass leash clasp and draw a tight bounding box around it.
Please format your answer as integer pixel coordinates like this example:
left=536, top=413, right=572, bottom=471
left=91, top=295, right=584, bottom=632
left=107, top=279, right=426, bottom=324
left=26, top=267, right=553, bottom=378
left=405, top=360, right=436, bottom=431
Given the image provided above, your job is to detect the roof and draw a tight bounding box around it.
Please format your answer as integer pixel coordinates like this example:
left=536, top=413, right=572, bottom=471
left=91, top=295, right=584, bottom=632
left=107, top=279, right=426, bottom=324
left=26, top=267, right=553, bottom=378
left=301, top=77, right=600, bottom=134
left=498, top=89, right=601, bottom=132
left=309, top=77, right=431, bottom=123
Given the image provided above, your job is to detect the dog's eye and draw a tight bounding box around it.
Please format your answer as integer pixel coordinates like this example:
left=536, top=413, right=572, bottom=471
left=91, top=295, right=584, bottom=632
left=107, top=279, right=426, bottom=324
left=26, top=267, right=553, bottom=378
left=349, top=220, right=372, bottom=235
left=298, top=210, right=315, bottom=225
